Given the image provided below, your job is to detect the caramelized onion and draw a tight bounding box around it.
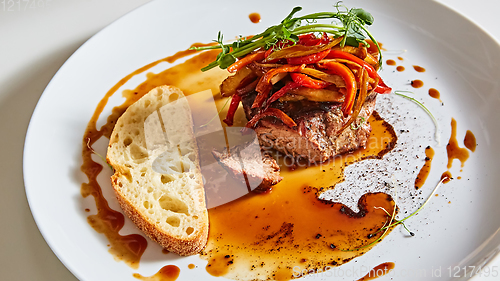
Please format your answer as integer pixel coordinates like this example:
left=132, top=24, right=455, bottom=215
left=288, top=87, right=345, bottom=103
left=220, top=66, right=256, bottom=97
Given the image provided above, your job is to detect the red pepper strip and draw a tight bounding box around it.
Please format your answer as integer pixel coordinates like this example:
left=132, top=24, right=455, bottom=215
left=319, top=61, right=357, bottom=116
left=298, top=33, right=321, bottom=46
left=227, top=51, right=265, bottom=73
left=374, top=79, right=392, bottom=94
left=290, top=73, right=330, bottom=89
left=266, top=82, right=301, bottom=106
left=298, top=32, right=329, bottom=46
left=325, top=50, right=392, bottom=94
left=252, top=64, right=305, bottom=109
left=252, top=76, right=272, bottom=109
left=261, top=64, right=305, bottom=84
left=223, top=94, right=242, bottom=126
left=246, top=108, right=297, bottom=129
left=287, top=49, right=331, bottom=65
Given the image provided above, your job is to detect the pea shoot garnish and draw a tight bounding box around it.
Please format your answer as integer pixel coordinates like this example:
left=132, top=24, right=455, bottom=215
left=341, top=177, right=447, bottom=252
left=394, top=90, right=441, bottom=145
left=191, top=2, right=382, bottom=71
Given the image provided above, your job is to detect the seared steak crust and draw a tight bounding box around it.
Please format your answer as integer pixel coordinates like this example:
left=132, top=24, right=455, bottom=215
left=242, top=92, right=376, bottom=163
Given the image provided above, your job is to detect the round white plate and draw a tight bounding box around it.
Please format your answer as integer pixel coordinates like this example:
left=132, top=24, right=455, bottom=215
left=24, top=0, right=500, bottom=280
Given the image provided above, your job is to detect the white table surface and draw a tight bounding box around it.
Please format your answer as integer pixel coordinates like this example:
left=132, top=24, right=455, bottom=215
left=1, top=0, right=498, bottom=280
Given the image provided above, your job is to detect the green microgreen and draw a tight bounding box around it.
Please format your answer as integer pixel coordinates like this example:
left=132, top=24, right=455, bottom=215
left=350, top=116, right=366, bottom=130
left=191, top=2, right=382, bottom=71
left=394, top=90, right=441, bottom=145
left=340, top=177, right=446, bottom=252
left=86, top=138, right=113, bottom=171
left=199, top=96, right=232, bottom=128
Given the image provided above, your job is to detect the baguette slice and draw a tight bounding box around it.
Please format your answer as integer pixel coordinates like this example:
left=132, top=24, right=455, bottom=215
left=106, top=85, right=208, bottom=256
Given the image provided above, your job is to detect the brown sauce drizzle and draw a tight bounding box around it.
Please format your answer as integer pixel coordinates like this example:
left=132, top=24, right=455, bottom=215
left=188, top=264, right=196, bottom=269
left=411, top=80, right=424, bottom=88
left=357, top=262, right=395, bottom=281
left=202, top=112, right=398, bottom=280
left=80, top=43, right=218, bottom=268
left=413, top=65, right=426, bottom=72
left=415, top=146, right=434, bottom=189
left=397, top=56, right=404, bottom=61
left=249, top=12, right=261, bottom=23
left=386, top=59, right=396, bottom=66
left=446, top=118, right=470, bottom=168
left=396, top=66, right=405, bottom=72
left=428, top=88, right=442, bottom=102
left=464, top=130, right=477, bottom=152
left=133, top=265, right=180, bottom=281
left=82, top=45, right=402, bottom=280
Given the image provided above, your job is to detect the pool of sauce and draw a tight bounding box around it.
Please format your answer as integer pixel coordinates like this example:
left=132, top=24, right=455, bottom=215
left=396, top=66, right=405, bottom=72
left=201, top=112, right=398, bottom=280
left=415, top=146, right=434, bottom=189
left=133, top=265, right=180, bottom=281
left=80, top=46, right=414, bottom=281
left=357, top=262, right=395, bottom=281
left=249, top=13, right=261, bottom=23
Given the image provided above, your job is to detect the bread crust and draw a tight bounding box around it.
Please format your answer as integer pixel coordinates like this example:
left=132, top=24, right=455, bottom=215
left=107, top=85, right=208, bottom=256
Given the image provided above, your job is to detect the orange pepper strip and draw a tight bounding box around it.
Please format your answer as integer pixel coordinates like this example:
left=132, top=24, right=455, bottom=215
left=326, top=50, right=391, bottom=94
left=252, top=64, right=305, bottom=109
left=319, top=61, right=357, bottom=116
left=246, top=108, right=297, bottom=129
left=227, top=51, right=266, bottom=73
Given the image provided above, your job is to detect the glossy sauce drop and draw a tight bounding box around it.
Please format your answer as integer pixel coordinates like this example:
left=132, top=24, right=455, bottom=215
left=415, top=146, right=434, bottom=189
left=446, top=118, right=470, bottom=168
left=411, top=80, right=424, bottom=88
left=397, top=56, right=404, bottom=61
left=413, top=65, right=426, bottom=72
left=357, top=262, right=395, bottom=281
left=80, top=43, right=219, bottom=268
left=396, top=66, right=405, bottom=72
left=133, top=265, right=180, bottom=281
left=202, top=112, right=398, bottom=280
left=441, top=171, right=452, bottom=184
left=249, top=13, right=261, bottom=23
left=464, top=130, right=477, bottom=152
left=188, top=264, right=196, bottom=269
left=428, top=88, right=442, bottom=102
left=386, top=59, right=396, bottom=66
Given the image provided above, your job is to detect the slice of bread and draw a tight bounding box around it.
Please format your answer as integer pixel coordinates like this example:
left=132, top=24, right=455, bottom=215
left=106, top=85, right=208, bottom=256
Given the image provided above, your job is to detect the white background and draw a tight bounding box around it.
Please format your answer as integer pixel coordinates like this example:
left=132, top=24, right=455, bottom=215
left=0, top=0, right=498, bottom=280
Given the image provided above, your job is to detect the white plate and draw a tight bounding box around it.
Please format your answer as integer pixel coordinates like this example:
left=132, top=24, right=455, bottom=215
left=23, top=0, right=500, bottom=280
